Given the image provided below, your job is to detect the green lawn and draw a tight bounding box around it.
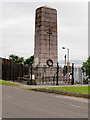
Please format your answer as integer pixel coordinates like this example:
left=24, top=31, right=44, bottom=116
left=0, top=79, right=89, bottom=95
left=0, top=80, right=19, bottom=86
left=44, top=86, right=89, bottom=94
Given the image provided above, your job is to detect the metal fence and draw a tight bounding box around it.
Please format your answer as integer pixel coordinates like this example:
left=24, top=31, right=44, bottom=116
left=1, top=58, right=74, bottom=85
left=29, top=63, right=74, bottom=85
left=2, top=58, right=29, bottom=81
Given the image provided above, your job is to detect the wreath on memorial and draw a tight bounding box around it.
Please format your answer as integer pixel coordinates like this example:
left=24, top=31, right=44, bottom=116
left=46, top=59, right=53, bottom=67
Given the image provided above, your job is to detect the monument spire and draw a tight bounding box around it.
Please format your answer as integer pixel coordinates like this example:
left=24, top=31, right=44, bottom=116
left=34, top=6, right=58, bottom=67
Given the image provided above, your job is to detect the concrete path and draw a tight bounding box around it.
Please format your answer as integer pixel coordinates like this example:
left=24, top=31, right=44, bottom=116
left=2, top=85, right=88, bottom=118
left=8, top=80, right=88, bottom=89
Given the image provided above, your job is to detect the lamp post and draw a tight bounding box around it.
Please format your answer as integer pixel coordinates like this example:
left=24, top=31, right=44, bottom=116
left=65, top=54, right=66, bottom=66
left=62, top=47, right=70, bottom=67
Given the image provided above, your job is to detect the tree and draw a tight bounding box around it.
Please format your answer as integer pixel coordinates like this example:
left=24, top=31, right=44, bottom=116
left=24, top=55, right=34, bottom=66
left=18, top=57, right=24, bottom=64
left=83, top=56, right=90, bottom=78
left=9, top=54, right=24, bottom=64
left=9, top=54, right=34, bottom=66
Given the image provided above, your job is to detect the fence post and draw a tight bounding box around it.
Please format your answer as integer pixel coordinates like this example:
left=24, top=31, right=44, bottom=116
left=56, top=62, right=59, bottom=85
left=71, top=63, right=74, bottom=85
left=13, top=63, right=14, bottom=82
left=30, top=63, right=32, bottom=85
left=10, top=60, right=11, bottom=80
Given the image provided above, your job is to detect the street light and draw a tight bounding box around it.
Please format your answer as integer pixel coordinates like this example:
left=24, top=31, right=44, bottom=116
left=62, top=47, right=70, bottom=67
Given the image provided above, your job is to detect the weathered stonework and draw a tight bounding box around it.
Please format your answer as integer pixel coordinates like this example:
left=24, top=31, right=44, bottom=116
left=34, top=6, right=58, bottom=67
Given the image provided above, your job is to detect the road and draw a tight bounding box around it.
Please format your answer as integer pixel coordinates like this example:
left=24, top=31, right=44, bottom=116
left=2, top=85, right=88, bottom=118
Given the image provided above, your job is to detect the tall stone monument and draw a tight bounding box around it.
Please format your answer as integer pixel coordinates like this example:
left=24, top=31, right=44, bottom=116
left=34, top=6, right=58, bottom=67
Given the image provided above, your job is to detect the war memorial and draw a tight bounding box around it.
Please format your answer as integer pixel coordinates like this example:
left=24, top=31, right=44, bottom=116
left=34, top=6, right=58, bottom=67
left=30, top=6, right=73, bottom=85
left=1, top=6, right=75, bottom=85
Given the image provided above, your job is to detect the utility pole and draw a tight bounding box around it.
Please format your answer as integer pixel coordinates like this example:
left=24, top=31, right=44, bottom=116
left=62, top=47, right=70, bottom=67
left=67, top=48, right=69, bottom=67
left=65, top=54, right=66, bottom=66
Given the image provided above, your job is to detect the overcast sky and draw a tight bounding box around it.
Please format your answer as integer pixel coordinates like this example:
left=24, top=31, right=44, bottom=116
left=1, top=2, right=88, bottom=61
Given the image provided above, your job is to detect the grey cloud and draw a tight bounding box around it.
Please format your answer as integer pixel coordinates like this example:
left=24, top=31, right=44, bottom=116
left=1, top=2, right=88, bottom=60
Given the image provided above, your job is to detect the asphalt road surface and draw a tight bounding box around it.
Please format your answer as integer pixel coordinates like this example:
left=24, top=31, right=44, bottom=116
left=2, top=85, right=88, bottom=118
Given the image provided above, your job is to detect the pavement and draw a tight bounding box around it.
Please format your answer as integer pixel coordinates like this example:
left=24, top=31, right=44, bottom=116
left=3, top=81, right=89, bottom=98
left=9, top=81, right=88, bottom=89
left=2, top=85, right=88, bottom=118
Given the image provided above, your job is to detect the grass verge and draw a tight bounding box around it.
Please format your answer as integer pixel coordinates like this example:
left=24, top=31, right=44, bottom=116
left=27, top=86, right=89, bottom=94
left=43, top=86, right=89, bottom=94
left=0, top=79, right=19, bottom=86
left=26, top=86, right=90, bottom=99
